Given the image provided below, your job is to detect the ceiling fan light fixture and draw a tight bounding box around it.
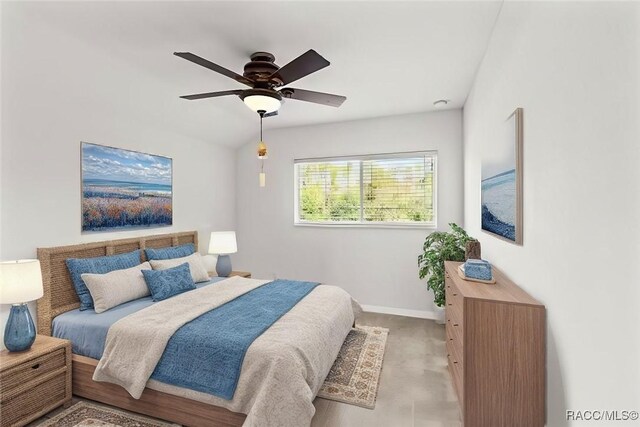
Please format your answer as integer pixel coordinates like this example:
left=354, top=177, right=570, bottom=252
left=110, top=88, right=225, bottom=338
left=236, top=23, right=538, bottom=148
left=242, top=93, right=281, bottom=114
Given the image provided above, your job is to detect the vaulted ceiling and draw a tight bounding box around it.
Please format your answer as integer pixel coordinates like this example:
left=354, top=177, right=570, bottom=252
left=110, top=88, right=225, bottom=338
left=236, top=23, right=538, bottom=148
left=6, top=1, right=502, bottom=146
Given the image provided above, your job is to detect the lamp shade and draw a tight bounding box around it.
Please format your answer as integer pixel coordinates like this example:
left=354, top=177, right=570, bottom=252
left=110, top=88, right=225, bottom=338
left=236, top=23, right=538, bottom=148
left=208, top=231, right=238, bottom=255
left=243, top=95, right=281, bottom=114
left=0, top=260, right=44, bottom=304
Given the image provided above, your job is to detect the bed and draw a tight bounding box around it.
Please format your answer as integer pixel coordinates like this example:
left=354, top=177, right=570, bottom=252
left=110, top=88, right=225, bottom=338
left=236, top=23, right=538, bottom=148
left=36, top=231, right=359, bottom=427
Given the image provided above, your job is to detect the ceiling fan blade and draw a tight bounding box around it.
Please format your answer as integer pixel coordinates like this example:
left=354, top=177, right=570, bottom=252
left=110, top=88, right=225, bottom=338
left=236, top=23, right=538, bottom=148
left=179, top=89, right=243, bottom=100
left=280, top=88, right=346, bottom=107
left=174, top=52, right=254, bottom=87
left=263, top=110, right=278, bottom=118
left=270, top=50, right=330, bottom=86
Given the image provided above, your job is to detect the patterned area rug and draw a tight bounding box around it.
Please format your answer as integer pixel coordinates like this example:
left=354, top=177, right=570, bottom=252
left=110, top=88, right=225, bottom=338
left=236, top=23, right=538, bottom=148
left=317, top=325, right=389, bottom=409
left=39, top=401, right=179, bottom=427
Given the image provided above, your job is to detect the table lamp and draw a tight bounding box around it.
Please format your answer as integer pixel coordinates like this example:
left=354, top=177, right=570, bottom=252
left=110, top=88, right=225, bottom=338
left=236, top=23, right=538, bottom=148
left=208, top=231, right=237, bottom=277
left=0, top=260, right=44, bottom=352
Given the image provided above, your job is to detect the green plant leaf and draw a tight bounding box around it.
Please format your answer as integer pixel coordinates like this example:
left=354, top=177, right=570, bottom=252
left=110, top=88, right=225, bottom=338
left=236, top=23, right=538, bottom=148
left=417, top=223, right=474, bottom=307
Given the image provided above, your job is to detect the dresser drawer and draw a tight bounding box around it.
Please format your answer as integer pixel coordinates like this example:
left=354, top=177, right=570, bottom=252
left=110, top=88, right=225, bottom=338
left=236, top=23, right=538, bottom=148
left=0, top=348, right=65, bottom=395
left=446, top=319, right=463, bottom=354
left=446, top=334, right=464, bottom=367
left=445, top=284, right=461, bottom=304
left=447, top=306, right=463, bottom=342
left=445, top=275, right=463, bottom=313
left=446, top=300, right=463, bottom=342
left=446, top=296, right=463, bottom=324
left=0, top=371, right=66, bottom=427
left=447, top=352, right=464, bottom=404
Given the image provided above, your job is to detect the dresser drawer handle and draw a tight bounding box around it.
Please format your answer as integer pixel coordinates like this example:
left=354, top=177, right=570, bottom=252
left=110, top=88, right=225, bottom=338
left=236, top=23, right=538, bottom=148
left=453, top=323, right=459, bottom=327
left=31, top=363, right=41, bottom=370
left=453, top=293, right=458, bottom=297
left=453, top=360, right=458, bottom=364
left=447, top=303, right=452, bottom=306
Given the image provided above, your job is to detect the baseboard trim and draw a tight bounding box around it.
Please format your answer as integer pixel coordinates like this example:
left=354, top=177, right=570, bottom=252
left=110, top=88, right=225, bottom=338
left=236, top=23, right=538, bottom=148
left=361, top=304, right=436, bottom=320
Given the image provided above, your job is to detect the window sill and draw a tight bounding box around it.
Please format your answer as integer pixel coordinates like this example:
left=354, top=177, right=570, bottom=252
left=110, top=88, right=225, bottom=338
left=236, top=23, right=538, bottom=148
left=294, top=222, right=437, bottom=230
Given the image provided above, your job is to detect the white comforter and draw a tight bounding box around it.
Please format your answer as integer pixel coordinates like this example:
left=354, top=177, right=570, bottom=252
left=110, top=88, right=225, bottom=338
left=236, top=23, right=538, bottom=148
left=93, top=276, right=361, bottom=426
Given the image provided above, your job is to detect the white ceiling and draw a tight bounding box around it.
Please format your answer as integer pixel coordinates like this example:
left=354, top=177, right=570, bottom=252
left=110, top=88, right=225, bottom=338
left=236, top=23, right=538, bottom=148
left=11, top=1, right=502, bottom=147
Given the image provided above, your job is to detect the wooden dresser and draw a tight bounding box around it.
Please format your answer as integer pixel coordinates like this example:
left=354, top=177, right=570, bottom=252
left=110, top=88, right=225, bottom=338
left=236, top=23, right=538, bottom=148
left=444, top=261, right=545, bottom=427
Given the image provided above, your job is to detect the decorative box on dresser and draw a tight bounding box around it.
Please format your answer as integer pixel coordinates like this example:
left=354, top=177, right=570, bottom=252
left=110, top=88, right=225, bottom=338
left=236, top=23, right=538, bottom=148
left=0, top=335, right=72, bottom=427
left=444, top=261, right=545, bottom=427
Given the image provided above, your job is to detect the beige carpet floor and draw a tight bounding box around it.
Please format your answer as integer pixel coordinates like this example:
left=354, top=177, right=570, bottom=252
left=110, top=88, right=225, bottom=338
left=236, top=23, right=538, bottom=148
left=311, top=312, right=461, bottom=427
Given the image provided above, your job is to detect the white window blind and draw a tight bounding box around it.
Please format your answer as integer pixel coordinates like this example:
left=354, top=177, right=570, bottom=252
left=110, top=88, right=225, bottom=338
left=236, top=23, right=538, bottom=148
left=295, top=152, right=436, bottom=227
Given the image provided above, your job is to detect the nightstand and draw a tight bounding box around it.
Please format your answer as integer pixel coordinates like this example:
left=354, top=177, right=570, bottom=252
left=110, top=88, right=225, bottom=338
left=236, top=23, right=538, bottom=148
left=0, top=335, right=72, bottom=427
left=229, top=271, right=251, bottom=278
left=209, top=271, right=252, bottom=278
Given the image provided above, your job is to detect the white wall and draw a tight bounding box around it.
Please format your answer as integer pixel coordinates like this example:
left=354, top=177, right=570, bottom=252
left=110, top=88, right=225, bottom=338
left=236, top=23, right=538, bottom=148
left=235, top=110, right=463, bottom=317
left=463, top=2, right=640, bottom=424
left=0, top=4, right=236, bottom=347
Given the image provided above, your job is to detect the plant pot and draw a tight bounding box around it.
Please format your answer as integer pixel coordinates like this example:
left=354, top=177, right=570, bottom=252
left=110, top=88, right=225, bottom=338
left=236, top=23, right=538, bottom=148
left=433, top=305, right=445, bottom=325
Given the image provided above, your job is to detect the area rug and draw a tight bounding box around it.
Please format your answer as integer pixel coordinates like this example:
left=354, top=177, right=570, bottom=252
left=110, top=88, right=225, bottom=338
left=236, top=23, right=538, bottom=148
left=39, top=401, right=179, bottom=427
left=317, top=325, right=389, bottom=409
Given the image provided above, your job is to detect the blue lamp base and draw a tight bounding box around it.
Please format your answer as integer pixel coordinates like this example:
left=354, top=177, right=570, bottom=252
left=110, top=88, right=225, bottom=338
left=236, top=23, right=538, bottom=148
left=4, top=304, right=37, bottom=352
left=216, top=255, right=232, bottom=277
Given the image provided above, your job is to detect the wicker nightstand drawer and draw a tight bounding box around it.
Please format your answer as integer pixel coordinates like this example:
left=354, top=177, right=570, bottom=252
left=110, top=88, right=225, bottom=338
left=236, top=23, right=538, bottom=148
left=0, top=335, right=72, bottom=427
left=1, top=371, right=67, bottom=427
left=0, top=348, right=65, bottom=395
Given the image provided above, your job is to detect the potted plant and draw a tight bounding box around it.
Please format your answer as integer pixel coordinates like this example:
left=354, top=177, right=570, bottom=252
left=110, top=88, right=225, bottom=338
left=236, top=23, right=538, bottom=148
left=418, top=223, right=475, bottom=324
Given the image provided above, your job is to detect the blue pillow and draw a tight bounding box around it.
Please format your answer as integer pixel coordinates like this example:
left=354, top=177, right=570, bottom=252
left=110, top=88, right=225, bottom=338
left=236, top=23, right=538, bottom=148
left=142, top=263, right=196, bottom=302
left=145, top=243, right=195, bottom=261
left=66, top=250, right=141, bottom=310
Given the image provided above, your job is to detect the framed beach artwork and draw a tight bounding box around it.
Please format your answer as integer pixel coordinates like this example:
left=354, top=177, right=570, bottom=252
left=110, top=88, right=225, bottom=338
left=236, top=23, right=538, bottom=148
left=481, top=108, right=523, bottom=244
left=81, top=142, right=172, bottom=232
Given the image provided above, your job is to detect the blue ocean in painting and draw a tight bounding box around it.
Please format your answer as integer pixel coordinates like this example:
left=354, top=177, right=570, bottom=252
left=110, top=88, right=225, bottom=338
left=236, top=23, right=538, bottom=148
left=481, top=169, right=516, bottom=241
left=83, top=179, right=172, bottom=196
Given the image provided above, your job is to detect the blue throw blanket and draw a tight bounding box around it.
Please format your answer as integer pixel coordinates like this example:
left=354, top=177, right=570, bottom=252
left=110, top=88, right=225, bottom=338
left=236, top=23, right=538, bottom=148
left=150, top=279, right=319, bottom=399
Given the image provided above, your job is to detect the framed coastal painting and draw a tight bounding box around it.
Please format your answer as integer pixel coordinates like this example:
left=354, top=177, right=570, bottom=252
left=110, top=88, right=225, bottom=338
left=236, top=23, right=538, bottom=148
left=81, top=142, right=172, bottom=232
left=481, top=108, right=523, bottom=244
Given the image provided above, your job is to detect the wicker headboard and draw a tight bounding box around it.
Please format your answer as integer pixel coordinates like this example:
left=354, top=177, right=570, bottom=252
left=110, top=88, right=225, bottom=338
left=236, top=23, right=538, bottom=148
left=36, top=231, right=198, bottom=336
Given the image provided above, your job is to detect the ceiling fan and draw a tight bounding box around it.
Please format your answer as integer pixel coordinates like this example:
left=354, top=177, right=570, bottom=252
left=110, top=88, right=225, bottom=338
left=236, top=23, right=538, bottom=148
left=174, top=50, right=346, bottom=117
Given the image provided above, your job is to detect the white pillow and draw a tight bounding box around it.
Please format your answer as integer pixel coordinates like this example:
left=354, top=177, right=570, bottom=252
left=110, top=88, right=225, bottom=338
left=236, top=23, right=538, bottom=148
left=149, top=252, right=210, bottom=283
left=82, top=262, right=152, bottom=313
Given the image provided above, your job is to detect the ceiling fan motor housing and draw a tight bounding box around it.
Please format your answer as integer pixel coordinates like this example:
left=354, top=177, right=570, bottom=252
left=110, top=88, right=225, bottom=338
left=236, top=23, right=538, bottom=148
left=239, top=88, right=283, bottom=102
left=244, top=52, right=282, bottom=86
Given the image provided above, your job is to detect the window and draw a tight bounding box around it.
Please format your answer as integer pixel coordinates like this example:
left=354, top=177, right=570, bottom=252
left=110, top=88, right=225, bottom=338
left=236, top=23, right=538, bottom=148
left=294, top=152, right=436, bottom=227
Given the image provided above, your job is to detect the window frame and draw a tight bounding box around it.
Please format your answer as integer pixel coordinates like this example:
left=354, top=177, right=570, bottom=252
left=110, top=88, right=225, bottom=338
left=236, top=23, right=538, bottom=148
left=293, top=151, right=438, bottom=229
